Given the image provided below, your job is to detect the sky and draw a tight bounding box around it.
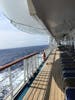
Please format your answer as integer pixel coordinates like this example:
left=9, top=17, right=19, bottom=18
left=0, top=11, right=49, bottom=49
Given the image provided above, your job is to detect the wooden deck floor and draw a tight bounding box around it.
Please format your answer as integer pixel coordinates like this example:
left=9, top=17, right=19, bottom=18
left=23, top=49, right=64, bottom=100
left=49, top=50, right=64, bottom=100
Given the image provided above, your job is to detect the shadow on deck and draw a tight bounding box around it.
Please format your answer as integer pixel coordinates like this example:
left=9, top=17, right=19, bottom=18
left=45, top=51, right=64, bottom=100
left=23, top=50, right=64, bottom=100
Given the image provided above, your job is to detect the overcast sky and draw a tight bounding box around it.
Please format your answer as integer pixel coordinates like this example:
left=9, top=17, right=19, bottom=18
left=0, top=11, right=49, bottom=49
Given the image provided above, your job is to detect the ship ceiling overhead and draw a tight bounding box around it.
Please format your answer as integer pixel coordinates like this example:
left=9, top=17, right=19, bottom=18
left=32, top=0, right=75, bottom=40
left=1, top=0, right=75, bottom=41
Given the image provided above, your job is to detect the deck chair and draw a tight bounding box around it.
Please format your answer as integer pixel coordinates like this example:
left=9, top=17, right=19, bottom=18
left=66, top=87, right=75, bottom=100
left=64, top=77, right=75, bottom=88
left=63, top=72, right=75, bottom=78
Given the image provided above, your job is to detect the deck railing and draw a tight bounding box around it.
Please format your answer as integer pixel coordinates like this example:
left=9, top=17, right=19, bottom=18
left=0, top=47, right=52, bottom=100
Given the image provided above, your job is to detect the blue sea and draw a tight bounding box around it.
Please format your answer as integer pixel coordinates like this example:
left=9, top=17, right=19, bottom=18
left=0, top=45, right=48, bottom=67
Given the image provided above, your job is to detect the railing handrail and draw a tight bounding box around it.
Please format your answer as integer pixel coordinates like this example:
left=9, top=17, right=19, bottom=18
left=0, top=52, right=38, bottom=71
left=0, top=47, right=49, bottom=71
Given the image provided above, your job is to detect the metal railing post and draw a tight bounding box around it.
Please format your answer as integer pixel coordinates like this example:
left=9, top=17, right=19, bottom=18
left=38, top=54, right=40, bottom=66
left=38, top=54, right=41, bottom=67
left=24, top=59, right=29, bottom=81
left=32, top=56, right=35, bottom=73
left=27, top=59, right=29, bottom=80
left=37, top=54, right=39, bottom=68
left=32, top=56, right=35, bottom=71
left=31, top=57, right=34, bottom=74
left=32, top=56, right=35, bottom=72
left=41, top=53, right=43, bottom=63
left=28, top=58, right=31, bottom=77
left=8, top=67, right=13, bottom=100
left=23, top=59, right=26, bottom=82
left=36, top=54, right=39, bottom=69
left=34, top=55, right=37, bottom=70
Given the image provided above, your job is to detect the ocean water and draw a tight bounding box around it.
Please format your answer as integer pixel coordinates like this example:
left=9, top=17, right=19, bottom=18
left=0, top=45, right=48, bottom=67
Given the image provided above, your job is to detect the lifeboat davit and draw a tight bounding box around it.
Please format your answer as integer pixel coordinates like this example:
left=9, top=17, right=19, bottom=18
left=0, top=0, right=49, bottom=35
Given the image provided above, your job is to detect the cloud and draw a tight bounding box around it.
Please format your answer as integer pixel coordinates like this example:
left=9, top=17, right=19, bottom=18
left=0, top=11, right=49, bottom=49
